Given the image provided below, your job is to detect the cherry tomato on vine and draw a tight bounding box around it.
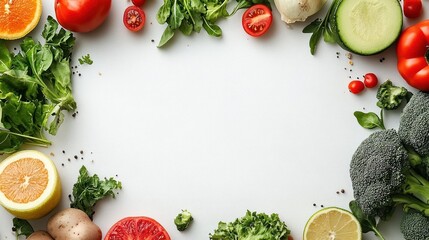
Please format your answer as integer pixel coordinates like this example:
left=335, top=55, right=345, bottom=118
left=348, top=80, right=365, bottom=94
left=403, top=0, right=423, bottom=18
left=123, top=6, right=146, bottom=32
left=132, top=0, right=146, bottom=7
left=105, top=216, right=171, bottom=240
left=55, top=0, right=111, bottom=32
left=242, top=4, right=272, bottom=37
left=363, top=73, right=378, bottom=88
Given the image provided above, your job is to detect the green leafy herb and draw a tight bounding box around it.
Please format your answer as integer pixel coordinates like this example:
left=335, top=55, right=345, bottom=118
left=0, top=16, right=77, bottom=153
left=12, top=218, right=34, bottom=238
left=349, top=200, right=386, bottom=240
left=78, top=54, right=93, bottom=65
left=209, top=210, right=290, bottom=240
left=354, top=110, right=385, bottom=130
left=69, top=165, right=122, bottom=219
left=302, top=0, right=341, bottom=54
left=156, top=0, right=270, bottom=47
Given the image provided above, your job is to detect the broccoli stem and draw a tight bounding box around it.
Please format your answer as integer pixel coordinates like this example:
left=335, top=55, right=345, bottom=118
left=392, top=194, right=429, bottom=216
left=371, top=227, right=386, bottom=240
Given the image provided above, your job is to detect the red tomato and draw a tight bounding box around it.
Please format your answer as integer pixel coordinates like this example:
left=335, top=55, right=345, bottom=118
left=348, top=80, right=365, bottom=94
left=54, top=0, right=111, bottom=33
left=123, top=6, right=146, bottom=32
left=105, top=216, right=171, bottom=240
left=132, top=0, right=146, bottom=7
left=397, top=20, right=429, bottom=91
left=403, top=0, right=423, bottom=18
left=242, top=4, right=272, bottom=37
left=363, top=73, right=378, bottom=88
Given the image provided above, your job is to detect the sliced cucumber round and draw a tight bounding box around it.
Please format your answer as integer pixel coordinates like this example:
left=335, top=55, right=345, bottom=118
left=333, top=0, right=403, bottom=55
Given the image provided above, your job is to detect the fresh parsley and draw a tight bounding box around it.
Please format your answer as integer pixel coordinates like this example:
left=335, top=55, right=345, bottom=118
left=12, top=218, right=34, bottom=238
left=69, top=165, right=122, bottom=219
left=78, top=54, right=93, bottom=65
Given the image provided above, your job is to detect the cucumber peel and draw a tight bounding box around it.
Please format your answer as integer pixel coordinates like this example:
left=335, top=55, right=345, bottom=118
left=303, top=0, right=403, bottom=55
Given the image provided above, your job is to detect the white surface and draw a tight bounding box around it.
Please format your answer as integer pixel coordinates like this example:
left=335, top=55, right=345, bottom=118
left=0, top=0, right=424, bottom=239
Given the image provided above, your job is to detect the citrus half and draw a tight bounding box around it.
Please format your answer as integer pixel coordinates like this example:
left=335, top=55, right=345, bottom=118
left=0, top=0, right=42, bottom=40
left=303, top=207, right=362, bottom=240
left=0, top=150, right=61, bottom=219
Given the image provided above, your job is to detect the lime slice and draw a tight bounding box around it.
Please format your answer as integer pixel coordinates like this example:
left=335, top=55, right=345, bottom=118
left=303, top=207, right=362, bottom=240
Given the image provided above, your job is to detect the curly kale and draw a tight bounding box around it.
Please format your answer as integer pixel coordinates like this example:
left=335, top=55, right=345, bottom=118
left=209, top=210, right=290, bottom=240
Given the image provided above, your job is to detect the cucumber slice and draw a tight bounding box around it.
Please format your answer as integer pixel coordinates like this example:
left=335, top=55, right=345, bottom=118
left=334, top=0, right=402, bottom=55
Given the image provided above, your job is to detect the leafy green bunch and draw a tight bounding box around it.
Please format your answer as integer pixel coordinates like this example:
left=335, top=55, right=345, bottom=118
left=209, top=210, right=291, bottom=240
left=0, top=16, right=77, bottom=153
left=156, top=0, right=270, bottom=47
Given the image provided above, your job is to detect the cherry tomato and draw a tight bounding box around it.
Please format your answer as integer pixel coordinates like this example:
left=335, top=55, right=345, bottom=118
left=363, top=73, right=378, bottom=88
left=54, top=0, right=111, bottom=33
left=348, top=80, right=365, bottom=94
left=403, top=0, right=423, bottom=18
left=105, top=216, right=171, bottom=240
left=123, top=6, right=146, bottom=32
left=242, top=4, right=272, bottom=37
left=132, top=0, right=146, bottom=7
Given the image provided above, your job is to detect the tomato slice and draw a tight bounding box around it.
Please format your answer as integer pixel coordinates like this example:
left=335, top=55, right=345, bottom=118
left=123, top=6, right=146, bottom=32
left=242, top=4, right=272, bottom=37
left=105, top=216, right=171, bottom=240
left=132, top=0, right=146, bottom=7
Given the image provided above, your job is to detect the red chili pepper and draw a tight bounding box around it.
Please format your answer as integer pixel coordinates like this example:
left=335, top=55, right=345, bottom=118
left=397, top=20, right=429, bottom=91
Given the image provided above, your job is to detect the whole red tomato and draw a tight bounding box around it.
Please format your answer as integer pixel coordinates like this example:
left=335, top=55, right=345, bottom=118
left=55, top=0, right=112, bottom=33
left=397, top=20, right=429, bottom=91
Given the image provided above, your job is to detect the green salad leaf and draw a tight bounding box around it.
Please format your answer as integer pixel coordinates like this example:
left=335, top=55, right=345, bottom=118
left=156, top=0, right=270, bottom=47
left=209, top=210, right=291, bottom=240
left=69, top=166, right=122, bottom=219
left=0, top=16, right=77, bottom=153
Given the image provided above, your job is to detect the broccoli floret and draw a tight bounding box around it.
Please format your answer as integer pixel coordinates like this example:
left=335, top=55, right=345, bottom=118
left=174, top=210, right=193, bottom=231
left=350, top=129, right=409, bottom=218
left=376, top=80, right=410, bottom=110
left=400, top=210, right=429, bottom=240
left=399, top=91, right=429, bottom=157
left=350, top=128, right=429, bottom=224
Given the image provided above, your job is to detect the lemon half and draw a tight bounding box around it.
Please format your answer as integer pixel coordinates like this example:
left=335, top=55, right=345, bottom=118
left=0, top=150, right=61, bottom=219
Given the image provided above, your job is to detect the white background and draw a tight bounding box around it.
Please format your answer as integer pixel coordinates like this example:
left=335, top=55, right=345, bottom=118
left=0, top=0, right=424, bottom=239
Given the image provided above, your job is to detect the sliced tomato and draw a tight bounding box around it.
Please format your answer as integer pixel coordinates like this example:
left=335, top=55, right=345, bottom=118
left=123, top=6, right=146, bottom=32
left=105, top=216, right=171, bottom=240
left=242, top=4, right=272, bottom=37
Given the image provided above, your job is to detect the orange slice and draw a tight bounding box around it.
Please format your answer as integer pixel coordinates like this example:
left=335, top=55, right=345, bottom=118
left=0, top=0, right=42, bottom=40
left=0, top=150, right=61, bottom=219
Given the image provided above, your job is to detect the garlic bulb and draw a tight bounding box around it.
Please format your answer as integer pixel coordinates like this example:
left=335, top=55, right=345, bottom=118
left=274, top=0, right=327, bottom=24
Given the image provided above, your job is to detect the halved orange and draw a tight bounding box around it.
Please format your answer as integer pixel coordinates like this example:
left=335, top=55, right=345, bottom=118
left=0, top=150, right=61, bottom=219
left=0, top=0, right=42, bottom=40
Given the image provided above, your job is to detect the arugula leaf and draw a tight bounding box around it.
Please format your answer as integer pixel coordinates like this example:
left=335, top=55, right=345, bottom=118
left=229, top=0, right=270, bottom=16
left=0, top=16, right=77, bottom=153
left=69, top=165, right=122, bottom=219
left=157, top=0, right=173, bottom=24
left=202, top=17, right=222, bottom=37
left=0, top=42, right=11, bottom=73
left=78, top=54, right=93, bottom=65
left=303, top=0, right=341, bottom=55
left=12, top=218, right=34, bottom=238
left=205, top=0, right=229, bottom=22
left=158, top=26, right=176, bottom=47
left=169, top=0, right=185, bottom=29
